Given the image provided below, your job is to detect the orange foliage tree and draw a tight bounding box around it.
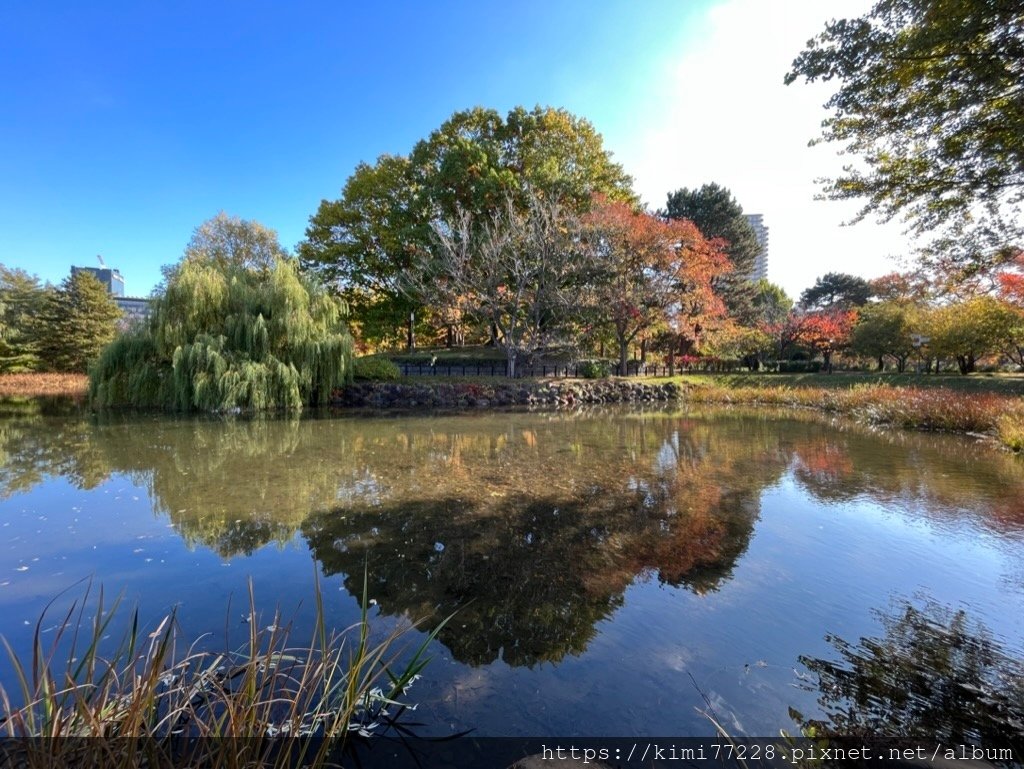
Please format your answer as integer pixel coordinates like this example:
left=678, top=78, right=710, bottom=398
left=796, top=309, right=858, bottom=373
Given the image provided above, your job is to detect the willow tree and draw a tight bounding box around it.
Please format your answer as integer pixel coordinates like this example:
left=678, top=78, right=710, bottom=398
left=91, top=216, right=353, bottom=412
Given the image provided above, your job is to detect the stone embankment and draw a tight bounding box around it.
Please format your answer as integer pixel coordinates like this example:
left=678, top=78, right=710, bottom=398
left=335, top=380, right=683, bottom=409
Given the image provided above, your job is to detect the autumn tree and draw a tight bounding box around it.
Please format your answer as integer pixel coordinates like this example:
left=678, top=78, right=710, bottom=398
left=869, top=271, right=933, bottom=303
left=796, top=309, right=858, bottom=373
left=300, top=106, right=636, bottom=349
left=927, top=296, right=1016, bottom=374
left=663, top=183, right=760, bottom=320
left=851, top=300, right=921, bottom=372
left=416, top=193, right=586, bottom=378
left=786, top=0, right=1024, bottom=276
left=582, top=198, right=686, bottom=375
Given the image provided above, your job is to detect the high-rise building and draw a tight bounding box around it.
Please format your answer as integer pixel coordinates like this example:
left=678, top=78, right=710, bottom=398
left=69, top=264, right=151, bottom=326
left=70, top=265, right=125, bottom=296
left=743, top=214, right=769, bottom=282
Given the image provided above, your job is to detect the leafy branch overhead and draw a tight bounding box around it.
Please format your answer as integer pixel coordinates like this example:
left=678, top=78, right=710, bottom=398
left=786, top=0, right=1024, bottom=272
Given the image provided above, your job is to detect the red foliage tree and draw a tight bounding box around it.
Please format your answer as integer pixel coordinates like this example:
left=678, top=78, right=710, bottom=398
left=795, top=309, right=858, bottom=373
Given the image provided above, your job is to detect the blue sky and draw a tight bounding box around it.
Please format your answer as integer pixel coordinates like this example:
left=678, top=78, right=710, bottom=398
left=1, top=0, right=905, bottom=300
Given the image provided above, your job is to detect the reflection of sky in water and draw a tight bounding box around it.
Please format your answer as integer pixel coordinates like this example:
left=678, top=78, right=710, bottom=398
left=0, top=408, right=1022, bottom=738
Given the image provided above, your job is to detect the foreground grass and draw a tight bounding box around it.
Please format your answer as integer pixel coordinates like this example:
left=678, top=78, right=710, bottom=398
left=0, top=576, right=446, bottom=769
left=0, top=373, right=89, bottom=400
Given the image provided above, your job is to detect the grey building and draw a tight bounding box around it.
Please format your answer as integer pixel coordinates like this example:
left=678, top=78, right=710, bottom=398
left=743, top=214, right=769, bottom=282
left=70, top=266, right=125, bottom=296
left=70, top=264, right=152, bottom=327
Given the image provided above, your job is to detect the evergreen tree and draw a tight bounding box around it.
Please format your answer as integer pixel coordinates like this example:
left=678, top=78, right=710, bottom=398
left=0, top=266, right=50, bottom=373
left=38, top=271, right=121, bottom=373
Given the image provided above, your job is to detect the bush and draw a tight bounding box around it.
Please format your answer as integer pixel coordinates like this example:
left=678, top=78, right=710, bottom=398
left=577, top=360, right=611, bottom=379
left=778, top=360, right=823, bottom=373
left=352, top=357, right=401, bottom=381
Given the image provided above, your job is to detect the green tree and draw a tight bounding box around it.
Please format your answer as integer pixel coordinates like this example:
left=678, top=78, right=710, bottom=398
left=37, top=271, right=121, bottom=373
left=300, top=106, right=636, bottom=349
left=0, top=266, right=50, bottom=373
left=298, top=156, right=422, bottom=351
left=662, top=182, right=760, bottom=320
left=851, top=300, right=920, bottom=371
left=786, top=0, right=1024, bottom=275
left=928, top=295, right=1011, bottom=374
left=750, top=279, right=793, bottom=326
left=799, top=272, right=873, bottom=310
left=91, top=215, right=353, bottom=411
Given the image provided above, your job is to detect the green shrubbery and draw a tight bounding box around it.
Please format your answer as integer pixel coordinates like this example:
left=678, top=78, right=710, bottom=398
left=577, top=360, right=612, bottom=379
left=352, top=356, right=401, bottom=381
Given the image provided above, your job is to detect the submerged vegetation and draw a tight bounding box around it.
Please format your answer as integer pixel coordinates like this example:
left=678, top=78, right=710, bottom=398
left=0, top=576, right=444, bottom=768
left=89, top=216, right=354, bottom=413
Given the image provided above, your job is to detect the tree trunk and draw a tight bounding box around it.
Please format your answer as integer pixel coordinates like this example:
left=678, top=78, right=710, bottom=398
left=640, top=338, right=648, bottom=364
left=619, top=340, right=629, bottom=377
left=506, top=349, right=517, bottom=379
left=406, top=312, right=416, bottom=351
left=876, top=355, right=884, bottom=372
left=823, top=351, right=833, bottom=374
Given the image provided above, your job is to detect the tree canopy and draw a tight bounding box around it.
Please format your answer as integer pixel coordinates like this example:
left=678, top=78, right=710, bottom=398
left=786, top=0, right=1024, bottom=274
left=39, top=271, right=122, bottom=373
left=799, top=272, right=873, bottom=310
left=299, top=106, right=636, bottom=348
left=663, top=183, right=760, bottom=320
left=91, top=215, right=353, bottom=411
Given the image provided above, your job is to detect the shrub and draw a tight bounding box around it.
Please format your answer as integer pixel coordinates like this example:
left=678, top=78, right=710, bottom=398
left=577, top=360, right=611, bottom=379
left=352, top=357, right=401, bottom=381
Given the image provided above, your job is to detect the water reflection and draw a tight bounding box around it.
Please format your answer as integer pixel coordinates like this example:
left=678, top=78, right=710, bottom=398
left=793, top=598, right=1024, bottom=750
left=2, top=407, right=1024, bottom=738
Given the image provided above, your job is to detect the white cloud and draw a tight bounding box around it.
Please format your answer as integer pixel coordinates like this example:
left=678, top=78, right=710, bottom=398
left=609, top=0, right=913, bottom=299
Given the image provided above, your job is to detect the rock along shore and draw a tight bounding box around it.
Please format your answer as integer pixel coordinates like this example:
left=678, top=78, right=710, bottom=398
left=334, top=380, right=684, bottom=409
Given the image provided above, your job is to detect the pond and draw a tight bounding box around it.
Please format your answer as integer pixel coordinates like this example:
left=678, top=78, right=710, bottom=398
left=1, top=405, right=1023, bottom=752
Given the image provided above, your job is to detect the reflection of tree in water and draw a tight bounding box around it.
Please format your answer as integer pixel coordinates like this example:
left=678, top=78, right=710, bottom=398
left=794, top=600, right=1024, bottom=751
left=787, top=425, right=1024, bottom=536
left=302, top=415, right=780, bottom=667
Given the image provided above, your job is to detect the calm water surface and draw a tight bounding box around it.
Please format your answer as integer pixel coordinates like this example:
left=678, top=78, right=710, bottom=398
left=1, top=406, right=1023, bottom=741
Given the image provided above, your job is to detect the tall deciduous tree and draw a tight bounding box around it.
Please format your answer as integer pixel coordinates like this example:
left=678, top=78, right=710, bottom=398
left=786, top=0, right=1024, bottom=275
left=796, top=309, right=858, bottom=373
left=582, top=198, right=686, bottom=375
left=300, top=106, right=636, bottom=349
left=663, top=183, right=760, bottom=320
left=851, top=300, right=921, bottom=372
left=416, top=193, right=585, bottom=378
left=927, top=295, right=1015, bottom=374
left=38, top=271, right=122, bottom=373
left=298, top=156, right=422, bottom=351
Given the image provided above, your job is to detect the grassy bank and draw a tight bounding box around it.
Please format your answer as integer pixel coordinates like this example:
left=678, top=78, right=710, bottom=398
left=0, top=372, right=89, bottom=400
left=676, top=371, right=1024, bottom=396
left=676, top=379, right=1024, bottom=452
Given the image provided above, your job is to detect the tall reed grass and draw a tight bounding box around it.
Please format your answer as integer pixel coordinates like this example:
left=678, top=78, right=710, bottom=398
left=0, top=574, right=448, bottom=768
left=685, top=382, right=1024, bottom=451
left=0, top=373, right=88, bottom=400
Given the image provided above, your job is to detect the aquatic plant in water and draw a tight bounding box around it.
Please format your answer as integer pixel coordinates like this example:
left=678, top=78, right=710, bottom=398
left=0, top=573, right=447, bottom=768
